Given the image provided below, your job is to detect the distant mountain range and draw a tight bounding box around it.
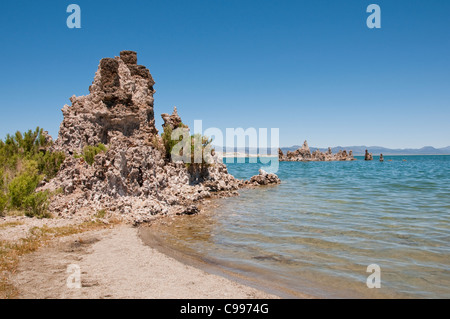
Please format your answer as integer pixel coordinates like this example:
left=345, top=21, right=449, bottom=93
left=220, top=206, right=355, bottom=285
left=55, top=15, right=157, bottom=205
left=281, top=145, right=450, bottom=156
left=216, top=145, right=450, bottom=156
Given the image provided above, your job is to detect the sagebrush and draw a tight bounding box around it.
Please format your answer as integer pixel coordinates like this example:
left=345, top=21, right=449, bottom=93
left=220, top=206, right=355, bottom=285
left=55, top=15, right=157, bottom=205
left=0, top=127, right=65, bottom=217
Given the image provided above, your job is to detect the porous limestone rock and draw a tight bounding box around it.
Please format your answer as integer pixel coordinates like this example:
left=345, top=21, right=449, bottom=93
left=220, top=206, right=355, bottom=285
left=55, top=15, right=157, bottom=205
left=161, top=107, right=183, bottom=131
left=285, top=140, right=313, bottom=161
left=246, top=169, right=281, bottom=186
left=54, top=50, right=157, bottom=155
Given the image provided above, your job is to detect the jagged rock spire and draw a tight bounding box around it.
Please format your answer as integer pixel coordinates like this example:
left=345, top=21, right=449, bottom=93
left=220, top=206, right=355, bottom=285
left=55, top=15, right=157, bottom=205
left=55, top=50, right=157, bottom=154
left=161, top=107, right=183, bottom=131
left=301, top=140, right=310, bottom=151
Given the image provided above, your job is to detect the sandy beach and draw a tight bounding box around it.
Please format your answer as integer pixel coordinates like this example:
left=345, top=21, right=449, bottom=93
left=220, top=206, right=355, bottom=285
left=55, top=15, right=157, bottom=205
left=4, top=221, right=277, bottom=299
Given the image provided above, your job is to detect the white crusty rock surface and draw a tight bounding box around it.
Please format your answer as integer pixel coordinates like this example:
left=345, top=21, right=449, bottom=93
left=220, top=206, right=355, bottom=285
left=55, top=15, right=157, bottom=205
left=55, top=51, right=158, bottom=154
left=246, top=169, right=281, bottom=186
left=41, top=51, right=280, bottom=223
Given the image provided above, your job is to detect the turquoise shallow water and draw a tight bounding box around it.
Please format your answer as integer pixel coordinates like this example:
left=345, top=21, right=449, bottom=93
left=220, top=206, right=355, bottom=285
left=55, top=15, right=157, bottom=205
left=147, top=155, right=450, bottom=298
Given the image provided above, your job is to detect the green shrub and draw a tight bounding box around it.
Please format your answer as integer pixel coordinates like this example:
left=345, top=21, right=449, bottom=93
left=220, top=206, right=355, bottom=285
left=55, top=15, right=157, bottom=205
left=76, top=144, right=107, bottom=165
left=37, top=151, right=66, bottom=180
left=0, top=169, right=6, bottom=216
left=161, top=123, right=189, bottom=161
left=191, top=134, right=213, bottom=162
left=0, top=168, right=4, bottom=191
left=0, top=193, right=6, bottom=216
left=161, top=123, right=215, bottom=168
left=0, top=128, right=51, bottom=167
left=0, top=136, right=20, bottom=171
left=161, top=126, right=177, bottom=160
left=7, top=161, right=42, bottom=209
left=0, top=127, right=64, bottom=180
left=0, top=127, right=65, bottom=217
left=24, top=191, right=51, bottom=218
left=95, top=209, right=107, bottom=219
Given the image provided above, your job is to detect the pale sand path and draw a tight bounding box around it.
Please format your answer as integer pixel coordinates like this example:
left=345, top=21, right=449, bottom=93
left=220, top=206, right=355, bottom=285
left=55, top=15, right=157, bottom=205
left=12, top=225, right=277, bottom=299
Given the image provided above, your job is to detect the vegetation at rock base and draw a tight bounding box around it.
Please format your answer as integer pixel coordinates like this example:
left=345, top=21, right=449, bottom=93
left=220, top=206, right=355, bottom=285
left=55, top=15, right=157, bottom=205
left=0, top=192, right=6, bottom=216
left=161, top=124, right=214, bottom=169
left=187, top=133, right=214, bottom=169
left=0, top=127, right=65, bottom=217
left=150, top=134, right=165, bottom=154
left=74, top=143, right=107, bottom=165
left=161, top=123, right=188, bottom=160
left=94, top=209, right=107, bottom=219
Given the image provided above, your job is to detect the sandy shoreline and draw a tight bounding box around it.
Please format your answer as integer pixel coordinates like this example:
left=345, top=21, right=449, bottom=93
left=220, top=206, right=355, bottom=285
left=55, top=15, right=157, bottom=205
left=5, top=222, right=277, bottom=299
left=139, top=223, right=313, bottom=299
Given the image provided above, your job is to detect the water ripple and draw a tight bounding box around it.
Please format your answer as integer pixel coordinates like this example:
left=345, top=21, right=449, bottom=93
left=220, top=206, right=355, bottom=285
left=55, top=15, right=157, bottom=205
left=145, top=155, right=450, bottom=298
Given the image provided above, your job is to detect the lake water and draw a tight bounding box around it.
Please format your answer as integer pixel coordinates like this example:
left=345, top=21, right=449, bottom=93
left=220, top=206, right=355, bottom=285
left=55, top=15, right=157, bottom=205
left=143, top=155, right=450, bottom=298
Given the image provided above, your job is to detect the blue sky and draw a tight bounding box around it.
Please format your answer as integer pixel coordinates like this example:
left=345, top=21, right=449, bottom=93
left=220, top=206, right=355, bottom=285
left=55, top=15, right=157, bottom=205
left=0, top=0, right=449, bottom=148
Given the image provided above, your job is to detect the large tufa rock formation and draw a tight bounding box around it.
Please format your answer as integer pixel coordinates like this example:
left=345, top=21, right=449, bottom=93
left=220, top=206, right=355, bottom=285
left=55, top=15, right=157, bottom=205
left=55, top=51, right=157, bottom=154
left=279, top=140, right=356, bottom=162
left=43, top=51, right=280, bottom=223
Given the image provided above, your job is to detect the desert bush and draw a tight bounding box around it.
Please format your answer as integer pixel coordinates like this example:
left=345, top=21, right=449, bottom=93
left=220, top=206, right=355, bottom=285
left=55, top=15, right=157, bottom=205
left=0, top=127, right=64, bottom=180
left=36, top=151, right=66, bottom=180
left=24, top=191, right=51, bottom=218
left=0, top=169, right=4, bottom=190
left=7, top=161, right=42, bottom=209
left=0, top=170, right=5, bottom=216
left=190, top=134, right=213, bottom=164
left=0, top=128, right=66, bottom=217
left=151, top=135, right=165, bottom=154
left=0, top=128, right=49, bottom=161
left=161, top=123, right=189, bottom=161
left=95, top=209, right=107, bottom=219
left=161, top=126, right=178, bottom=160
left=0, top=194, right=6, bottom=216
left=161, top=123, right=214, bottom=166
left=76, top=143, right=107, bottom=165
left=0, top=136, right=20, bottom=171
